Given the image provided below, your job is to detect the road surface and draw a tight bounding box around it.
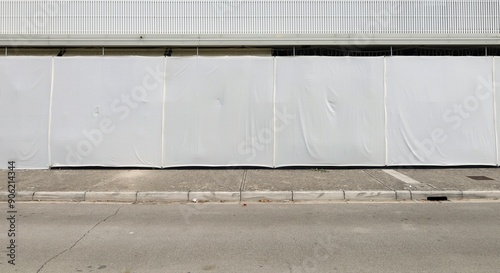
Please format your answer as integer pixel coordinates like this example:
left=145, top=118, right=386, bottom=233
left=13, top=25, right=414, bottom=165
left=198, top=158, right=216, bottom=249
left=1, top=201, right=499, bottom=273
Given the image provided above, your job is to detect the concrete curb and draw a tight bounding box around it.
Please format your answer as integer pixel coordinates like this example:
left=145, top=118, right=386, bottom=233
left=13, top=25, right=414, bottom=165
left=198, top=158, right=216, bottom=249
left=344, top=191, right=396, bottom=201
left=189, top=191, right=240, bottom=202
left=85, top=192, right=138, bottom=202
left=461, top=190, right=500, bottom=200
left=395, top=190, right=412, bottom=201
left=241, top=191, right=293, bottom=202
left=137, top=192, right=188, bottom=202
left=1, top=190, right=500, bottom=203
left=293, top=191, right=344, bottom=201
left=33, top=191, right=85, bottom=202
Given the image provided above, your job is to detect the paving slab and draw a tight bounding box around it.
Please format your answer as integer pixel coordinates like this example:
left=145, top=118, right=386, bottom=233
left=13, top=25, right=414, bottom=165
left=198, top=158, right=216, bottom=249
left=363, top=169, right=435, bottom=191
left=0, top=191, right=34, bottom=201
left=397, top=168, right=500, bottom=191
left=0, top=169, right=243, bottom=192
left=0, top=169, right=111, bottom=191
left=88, top=169, right=244, bottom=192
left=244, top=169, right=390, bottom=191
left=1, top=168, right=500, bottom=203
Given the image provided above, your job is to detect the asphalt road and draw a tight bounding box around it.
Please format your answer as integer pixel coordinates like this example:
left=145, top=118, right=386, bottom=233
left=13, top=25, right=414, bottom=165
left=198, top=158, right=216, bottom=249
left=1, top=202, right=500, bottom=273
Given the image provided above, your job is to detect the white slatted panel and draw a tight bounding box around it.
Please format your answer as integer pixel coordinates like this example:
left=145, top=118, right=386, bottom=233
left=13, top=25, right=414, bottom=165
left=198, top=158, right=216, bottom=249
left=0, top=0, right=499, bottom=35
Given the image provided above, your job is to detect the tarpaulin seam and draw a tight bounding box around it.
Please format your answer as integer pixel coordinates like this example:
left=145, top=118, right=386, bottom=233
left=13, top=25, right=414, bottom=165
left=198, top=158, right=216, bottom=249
left=161, top=57, right=167, bottom=168
left=47, top=57, right=55, bottom=168
left=273, top=57, right=277, bottom=168
left=493, top=57, right=499, bottom=166
left=383, top=57, right=388, bottom=166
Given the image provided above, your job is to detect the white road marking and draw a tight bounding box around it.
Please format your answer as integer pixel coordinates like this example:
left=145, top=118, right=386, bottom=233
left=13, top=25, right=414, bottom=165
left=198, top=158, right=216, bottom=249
left=383, top=170, right=422, bottom=185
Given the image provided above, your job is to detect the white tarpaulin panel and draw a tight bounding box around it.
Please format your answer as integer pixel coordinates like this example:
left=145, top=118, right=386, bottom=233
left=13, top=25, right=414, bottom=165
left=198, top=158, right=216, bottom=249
left=163, top=57, right=274, bottom=167
left=275, top=57, right=386, bottom=166
left=496, top=57, right=500, bottom=166
left=386, top=57, right=496, bottom=165
left=2, top=56, right=500, bottom=169
left=0, top=57, right=52, bottom=169
left=50, top=57, right=164, bottom=167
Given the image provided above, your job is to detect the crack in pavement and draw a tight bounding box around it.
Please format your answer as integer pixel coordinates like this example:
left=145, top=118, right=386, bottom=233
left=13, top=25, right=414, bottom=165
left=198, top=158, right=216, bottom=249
left=239, top=170, right=248, bottom=202
left=240, top=169, right=248, bottom=192
left=36, top=205, right=127, bottom=273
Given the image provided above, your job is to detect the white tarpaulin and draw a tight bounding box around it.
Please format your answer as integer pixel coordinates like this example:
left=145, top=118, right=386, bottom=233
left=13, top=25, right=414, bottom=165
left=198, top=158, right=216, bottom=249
left=163, top=57, right=274, bottom=167
left=386, top=57, right=496, bottom=165
left=0, top=57, right=52, bottom=169
left=1, top=56, right=500, bottom=169
left=275, top=57, right=386, bottom=166
left=50, top=57, right=164, bottom=167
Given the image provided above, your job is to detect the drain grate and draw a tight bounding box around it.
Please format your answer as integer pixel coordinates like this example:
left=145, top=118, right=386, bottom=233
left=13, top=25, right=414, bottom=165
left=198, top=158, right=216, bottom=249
left=427, top=196, right=448, bottom=201
left=467, top=176, right=494, bottom=181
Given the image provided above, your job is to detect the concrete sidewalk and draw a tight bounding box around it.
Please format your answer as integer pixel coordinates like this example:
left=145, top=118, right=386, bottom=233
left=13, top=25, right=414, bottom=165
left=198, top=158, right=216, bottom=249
left=2, top=167, right=500, bottom=203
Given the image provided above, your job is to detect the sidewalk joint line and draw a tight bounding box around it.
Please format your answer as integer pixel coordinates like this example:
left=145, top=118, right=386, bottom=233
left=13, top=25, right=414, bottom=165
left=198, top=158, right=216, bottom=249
left=239, top=170, right=248, bottom=203
left=363, top=169, right=393, bottom=190
left=425, top=183, right=438, bottom=190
